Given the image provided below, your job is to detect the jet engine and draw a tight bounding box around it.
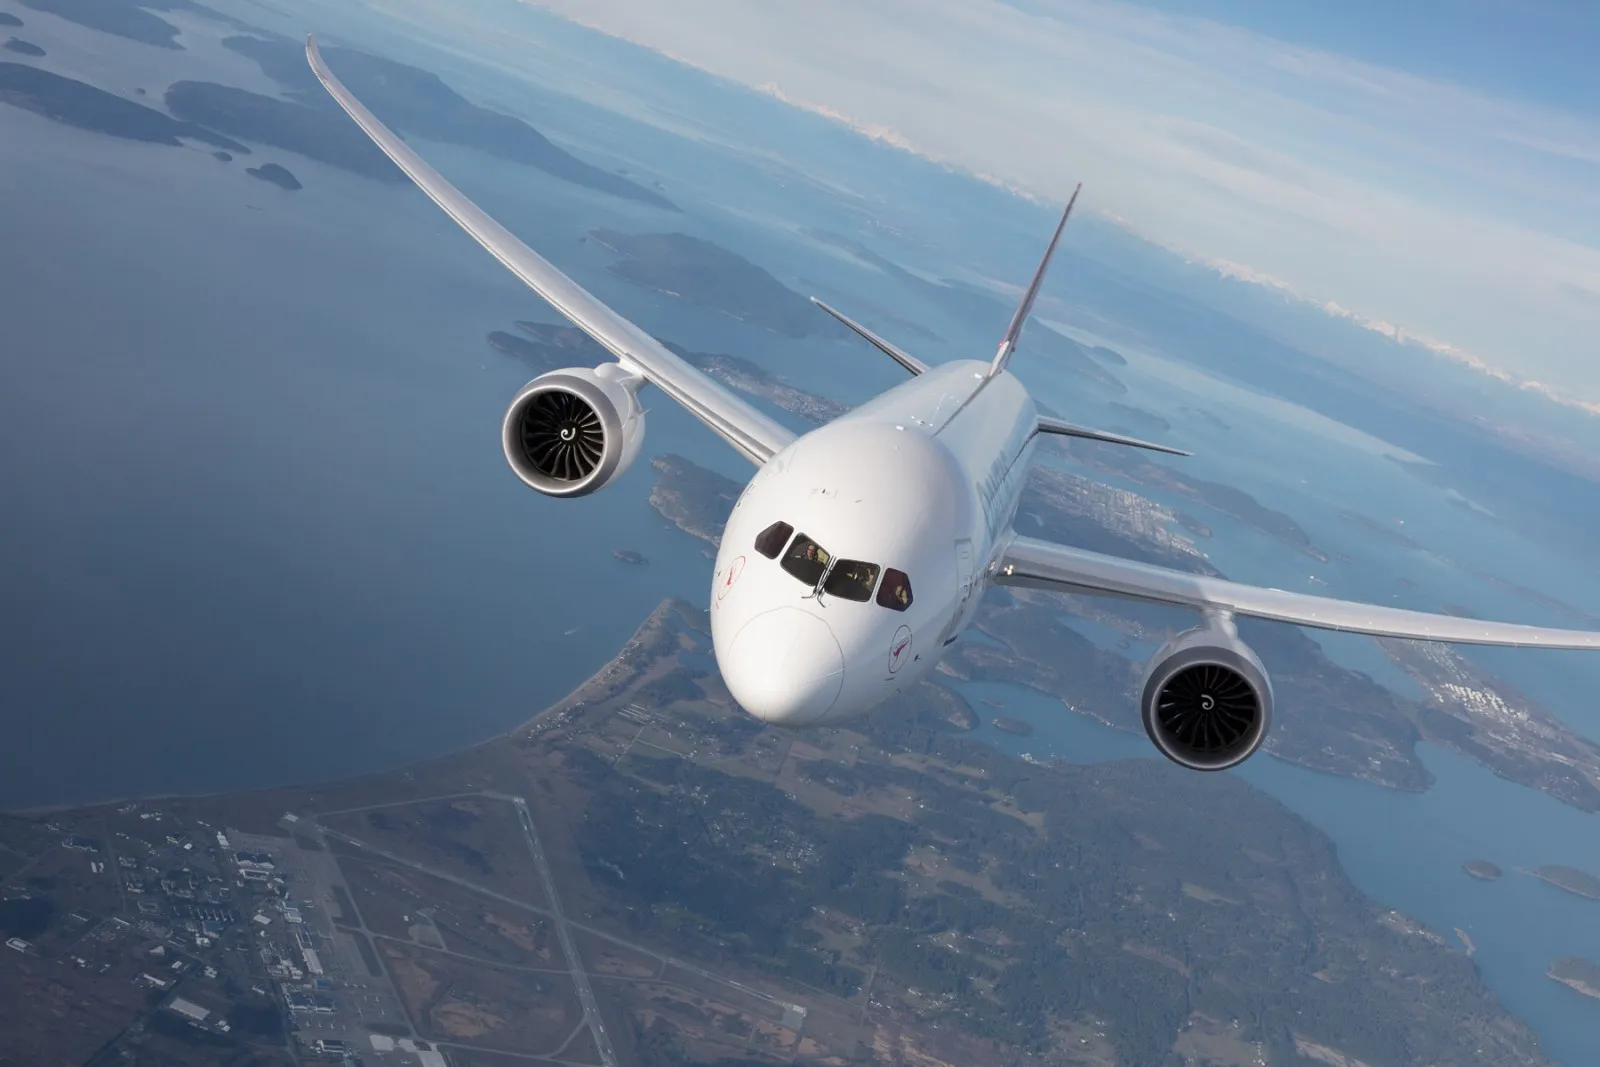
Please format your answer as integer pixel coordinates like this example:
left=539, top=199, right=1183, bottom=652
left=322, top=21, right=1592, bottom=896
left=501, top=365, right=646, bottom=497
left=1139, top=617, right=1273, bottom=771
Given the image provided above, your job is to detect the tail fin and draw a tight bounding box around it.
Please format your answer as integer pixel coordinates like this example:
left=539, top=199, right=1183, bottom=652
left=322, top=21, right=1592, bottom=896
left=989, top=184, right=1081, bottom=378
left=811, top=298, right=928, bottom=376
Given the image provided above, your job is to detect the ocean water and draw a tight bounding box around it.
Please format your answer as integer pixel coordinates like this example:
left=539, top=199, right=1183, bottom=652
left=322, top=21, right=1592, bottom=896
left=0, top=97, right=735, bottom=809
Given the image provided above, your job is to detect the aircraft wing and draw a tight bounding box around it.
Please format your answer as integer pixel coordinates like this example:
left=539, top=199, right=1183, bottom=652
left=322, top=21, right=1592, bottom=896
left=305, top=35, right=795, bottom=467
left=994, top=533, right=1600, bottom=649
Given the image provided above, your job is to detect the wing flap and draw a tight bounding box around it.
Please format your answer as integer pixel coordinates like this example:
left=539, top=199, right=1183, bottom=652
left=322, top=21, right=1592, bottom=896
left=305, top=35, right=794, bottom=467
left=995, top=534, right=1600, bottom=649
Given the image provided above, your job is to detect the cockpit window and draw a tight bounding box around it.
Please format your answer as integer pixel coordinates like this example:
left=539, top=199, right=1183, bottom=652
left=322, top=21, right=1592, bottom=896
left=754, top=520, right=793, bottom=560
left=877, top=568, right=913, bottom=611
left=823, top=559, right=880, bottom=602
left=780, top=534, right=831, bottom=587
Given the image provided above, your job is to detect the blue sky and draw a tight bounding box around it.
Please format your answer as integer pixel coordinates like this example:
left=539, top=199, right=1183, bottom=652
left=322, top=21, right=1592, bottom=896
left=515, top=0, right=1600, bottom=411
left=1111, top=0, right=1600, bottom=113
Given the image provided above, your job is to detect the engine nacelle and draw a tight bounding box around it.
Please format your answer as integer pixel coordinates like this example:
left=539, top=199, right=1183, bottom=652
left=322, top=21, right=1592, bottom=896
left=501, top=365, right=646, bottom=497
left=1139, top=616, right=1273, bottom=771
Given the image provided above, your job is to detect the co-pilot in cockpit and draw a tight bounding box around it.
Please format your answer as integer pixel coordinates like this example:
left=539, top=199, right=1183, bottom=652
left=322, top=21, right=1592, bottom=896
left=754, top=520, right=913, bottom=611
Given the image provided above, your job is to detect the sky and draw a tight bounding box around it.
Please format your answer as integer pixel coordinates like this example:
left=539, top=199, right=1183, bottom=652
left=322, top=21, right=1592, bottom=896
left=521, top=0, right=1600, bottom=410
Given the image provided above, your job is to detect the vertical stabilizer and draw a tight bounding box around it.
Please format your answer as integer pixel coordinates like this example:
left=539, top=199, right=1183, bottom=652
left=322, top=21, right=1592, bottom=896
left=988, top=184, right=1081, bottom=378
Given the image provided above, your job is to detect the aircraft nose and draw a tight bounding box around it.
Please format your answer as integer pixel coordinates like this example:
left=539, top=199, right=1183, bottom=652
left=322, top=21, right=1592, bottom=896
left=722, top=607, right=844, bottom=726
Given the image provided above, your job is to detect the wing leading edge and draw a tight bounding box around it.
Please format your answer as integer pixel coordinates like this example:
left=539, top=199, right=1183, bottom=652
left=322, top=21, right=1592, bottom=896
left=995, top=534, right=1600, bottom=649
left=304, top=35, right=794, bottom=467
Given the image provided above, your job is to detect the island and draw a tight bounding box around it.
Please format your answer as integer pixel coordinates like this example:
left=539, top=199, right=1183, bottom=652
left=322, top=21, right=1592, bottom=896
left=1531, top=865, right=1600, bottom=901
left=992, top=716, right=1034, bottom=737
left=1464, top=860, right=1503, bottom=881
left=220, top=32, right=677, bottom=209
left=1549, top=957, right=1600, bottom=1000
left=612, top=549, right=647, bottom=565
left=1049, top=434, right=1332, bottom=562
left=211, top=150, right=231, bottom=162
left=588, top=229, right=849, bottom=340
left=1106, top=401, right=1173, bottom=436
left=0, top=13, right=22, bottom=28
left=0, top=63, right=246, bottom=152
left=3, top=36, right=44, bottom=56
left=489, top=320, right=849, bottom=427
left=13, top=0, right=209, bottom=49
left=165, top=80, right=401, bottom=181
left=0, top=598, right=1552, bottom=1067
left=244, top=161, right=301, bottom=190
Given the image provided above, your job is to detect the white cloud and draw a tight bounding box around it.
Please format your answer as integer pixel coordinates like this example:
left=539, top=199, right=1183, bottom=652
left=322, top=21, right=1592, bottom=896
left=522, top=0, right=1600, bottom=407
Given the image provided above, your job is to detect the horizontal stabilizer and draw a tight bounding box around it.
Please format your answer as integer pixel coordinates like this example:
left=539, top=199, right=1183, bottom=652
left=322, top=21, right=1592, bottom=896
left=812, top=298, right=928, bottom=376
left=1037, top=415, right=1190, bottom=456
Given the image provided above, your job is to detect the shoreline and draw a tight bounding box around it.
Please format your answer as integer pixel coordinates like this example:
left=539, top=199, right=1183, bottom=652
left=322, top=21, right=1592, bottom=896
left=7, top=598, right=690, bottom=818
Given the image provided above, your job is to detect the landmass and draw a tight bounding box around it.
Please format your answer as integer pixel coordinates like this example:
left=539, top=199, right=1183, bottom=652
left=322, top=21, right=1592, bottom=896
left=3, top=36, right=44, bottom=56
left=164, top=80, right=403, bottom=181
left=799, top=277, right=948, bottom=343
left=1378, top=642, right=1600, bottom=812
left=648, top=455, right=738, bottom=552
left=1336, top=508, right=1425, bottom=551
left=992, top=716, right=1034, bottom=737
left=3, top=9, right=677, bottom=207
left=1051, top=436, right=1332, bottom=562
left=220, top=33, right=678, bottom=209
left=489, top=321, right=850, bottom=427
left=0, top=63, right=246, bottom=152
left=245, top=161, right=301, bottom=190
left=1472, top=571, right=1600, bottom=627
left=612, top=549, right=647, bottom=565
left=1464, top=860, right=1503, bottom=881
left=211, top=150, right=230, bottom=162
left=1529, top=865, right=1600, bottom=901
left=0, top=13, right=22, bottom=28
left=1548, top=957, right=1600, bottom=1000
left=13, top=0, right=244, bottom=50
left=588, top=229, right=849, bottom=340
left=1182, top=406, right=1231, bottom=431
left=0, top=599, right=1554, bottom=1067
left=1105, top=402, right=1172, bottom=437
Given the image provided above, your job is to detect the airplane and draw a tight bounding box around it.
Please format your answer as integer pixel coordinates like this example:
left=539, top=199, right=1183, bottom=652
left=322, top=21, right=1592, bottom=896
left=306, top=36, right=1600, bottom=772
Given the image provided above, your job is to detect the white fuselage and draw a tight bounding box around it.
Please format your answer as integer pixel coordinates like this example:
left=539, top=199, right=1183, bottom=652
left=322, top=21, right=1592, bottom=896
left=710, top=360, right=1038, bottom=726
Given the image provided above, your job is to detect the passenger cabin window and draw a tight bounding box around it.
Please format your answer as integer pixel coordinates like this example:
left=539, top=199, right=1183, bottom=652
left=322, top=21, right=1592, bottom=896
left=877, top=569, right=913, bottom=611
left=754, top=520, right=793, bottom=559
left=780, top=534, right=831, bottom=587
left=823, top=559, right=880, bottom=602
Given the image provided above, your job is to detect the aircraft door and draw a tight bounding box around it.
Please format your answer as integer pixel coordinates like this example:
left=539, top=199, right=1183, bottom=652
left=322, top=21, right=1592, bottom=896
left=954, top=538, right=975, bottom=618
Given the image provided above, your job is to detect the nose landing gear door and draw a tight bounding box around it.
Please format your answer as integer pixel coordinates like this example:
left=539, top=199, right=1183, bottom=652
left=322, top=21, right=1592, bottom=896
left=941, top=539, right=976, bottom=645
